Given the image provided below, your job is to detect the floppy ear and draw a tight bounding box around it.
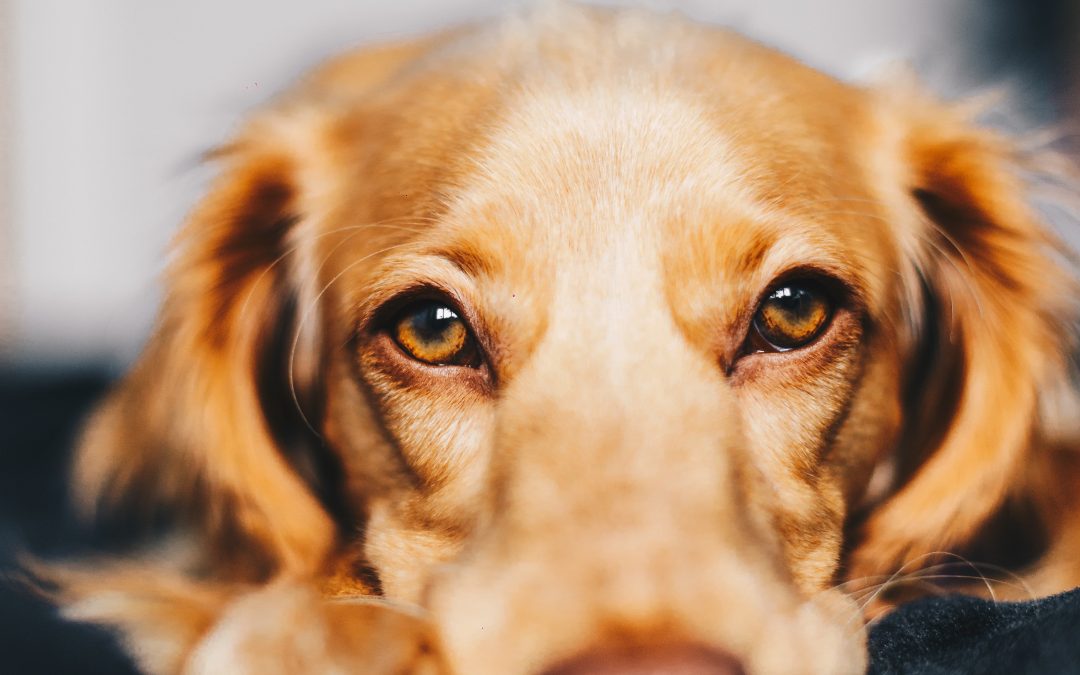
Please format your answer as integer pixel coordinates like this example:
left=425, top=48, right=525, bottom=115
left=852, top=88, right=1077, bottom=577
left=74, top=109, right=340, bottom=576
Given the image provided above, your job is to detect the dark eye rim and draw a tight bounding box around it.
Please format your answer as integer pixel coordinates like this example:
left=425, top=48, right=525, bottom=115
left=367, top=287, right=488, bottom=370
left=745, top=274, right=841, bottom=355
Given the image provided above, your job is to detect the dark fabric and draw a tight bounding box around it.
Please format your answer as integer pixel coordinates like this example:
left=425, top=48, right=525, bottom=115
left=868, top=588, right=1080, bottom=675
left=0, top=367, right=139, bottom=675
left=1, top=368, right=1079, bottom=674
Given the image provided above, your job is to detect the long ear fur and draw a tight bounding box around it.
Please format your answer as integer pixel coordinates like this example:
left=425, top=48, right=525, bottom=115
left=852, top=85, right=1078, bottom=577
left=26, top=557, right=233, bottom=675
left=73, top=109, right=340, bottom=576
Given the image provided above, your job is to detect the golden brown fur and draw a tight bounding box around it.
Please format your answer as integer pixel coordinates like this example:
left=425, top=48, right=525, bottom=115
left=54, top=5, right=1080, bottom=674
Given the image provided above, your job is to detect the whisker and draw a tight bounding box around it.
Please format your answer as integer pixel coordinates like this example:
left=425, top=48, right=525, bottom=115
left=906, top=551, right=1036, bottom=601
left=787, top=209, right=894, bottom=224
left=844, top=550, right=1046, bottom=633
left=307, top=220, right=429, bottom=285
left=288, top=241, right=419, bottom=436
left=236, top=216, right=429, bottom=328
left=843, top=551, right=969, bottom=632
left=327, top=594, right=431, bottom=620
left=783, top=196, right=893, bottom=210
left=920, top=217, right=987, bottom=314
left=853, top=573, right=1032, bottom=602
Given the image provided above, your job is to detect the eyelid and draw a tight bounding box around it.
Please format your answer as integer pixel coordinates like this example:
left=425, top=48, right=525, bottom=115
left=358, top=282, right=470, bottom=337
left=354, top=253, right=481, bottom=332
left=755, top=263, right=865, bottom=309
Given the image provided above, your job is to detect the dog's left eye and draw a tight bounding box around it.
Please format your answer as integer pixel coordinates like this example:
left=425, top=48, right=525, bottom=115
left=391, top=300, right=479, bottom=366
left=751, top=281, right=832, bottom=351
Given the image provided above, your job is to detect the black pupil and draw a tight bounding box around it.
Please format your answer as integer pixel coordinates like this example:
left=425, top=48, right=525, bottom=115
left=769, top=286, right=814, bottom=318
left=410, top=303, right=459, bottom=341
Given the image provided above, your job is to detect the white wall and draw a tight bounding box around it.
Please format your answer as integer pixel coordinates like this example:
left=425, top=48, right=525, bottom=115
left=3, top=0, right=993, bottom=366
left=0, top=0, right=12, bottom=355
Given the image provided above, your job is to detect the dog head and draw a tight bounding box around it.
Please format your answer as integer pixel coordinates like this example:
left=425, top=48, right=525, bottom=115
left=73, top=6, right=1075, bottom=673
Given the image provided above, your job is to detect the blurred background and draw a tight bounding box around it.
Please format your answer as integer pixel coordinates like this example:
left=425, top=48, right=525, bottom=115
left=0, top=0, right=1078, bottom=671
left=2, top=0, right=1078, bottom=368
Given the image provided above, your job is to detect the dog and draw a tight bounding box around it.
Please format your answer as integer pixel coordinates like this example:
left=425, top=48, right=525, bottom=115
left=49, top=5, right=1080, bottom=674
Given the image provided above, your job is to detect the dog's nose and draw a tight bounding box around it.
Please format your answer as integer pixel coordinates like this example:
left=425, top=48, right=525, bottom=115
left=540, top=645, right=744, bottom=675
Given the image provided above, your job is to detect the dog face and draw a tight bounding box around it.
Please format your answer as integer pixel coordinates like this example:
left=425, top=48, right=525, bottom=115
left=70, top=7, right=1074, bottom=674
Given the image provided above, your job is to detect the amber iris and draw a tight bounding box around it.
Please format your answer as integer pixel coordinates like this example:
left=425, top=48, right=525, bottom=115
left=752, top=282, right=831, bottom=351
left=392, top=301, right=476, bottom=365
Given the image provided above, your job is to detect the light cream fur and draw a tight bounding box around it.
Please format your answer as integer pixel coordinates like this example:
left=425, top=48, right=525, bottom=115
left=54, top=5, right=1079, bottom=674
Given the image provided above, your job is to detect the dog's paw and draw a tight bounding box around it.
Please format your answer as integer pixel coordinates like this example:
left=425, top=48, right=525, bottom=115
left=186, top=581, right=446, bottom=675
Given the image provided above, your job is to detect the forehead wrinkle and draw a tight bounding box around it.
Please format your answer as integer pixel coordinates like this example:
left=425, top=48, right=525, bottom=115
left=462, top=85, right=751, bottom=237
left=756, top=229, right=867, bottom=293
left=353, top=247, right=481, bottom=320
left=430, top=238, right=498, bottom=280
left=718, top=196, right=872, bottom=286
left=663, top=201, right=873, bottom=355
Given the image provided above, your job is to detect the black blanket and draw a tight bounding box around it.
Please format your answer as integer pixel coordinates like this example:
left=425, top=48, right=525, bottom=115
left=868, top=588, right=1080, bottom=674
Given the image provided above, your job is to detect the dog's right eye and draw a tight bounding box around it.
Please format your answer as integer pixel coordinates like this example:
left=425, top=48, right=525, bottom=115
left=391, top=300, right=480, bottom=366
